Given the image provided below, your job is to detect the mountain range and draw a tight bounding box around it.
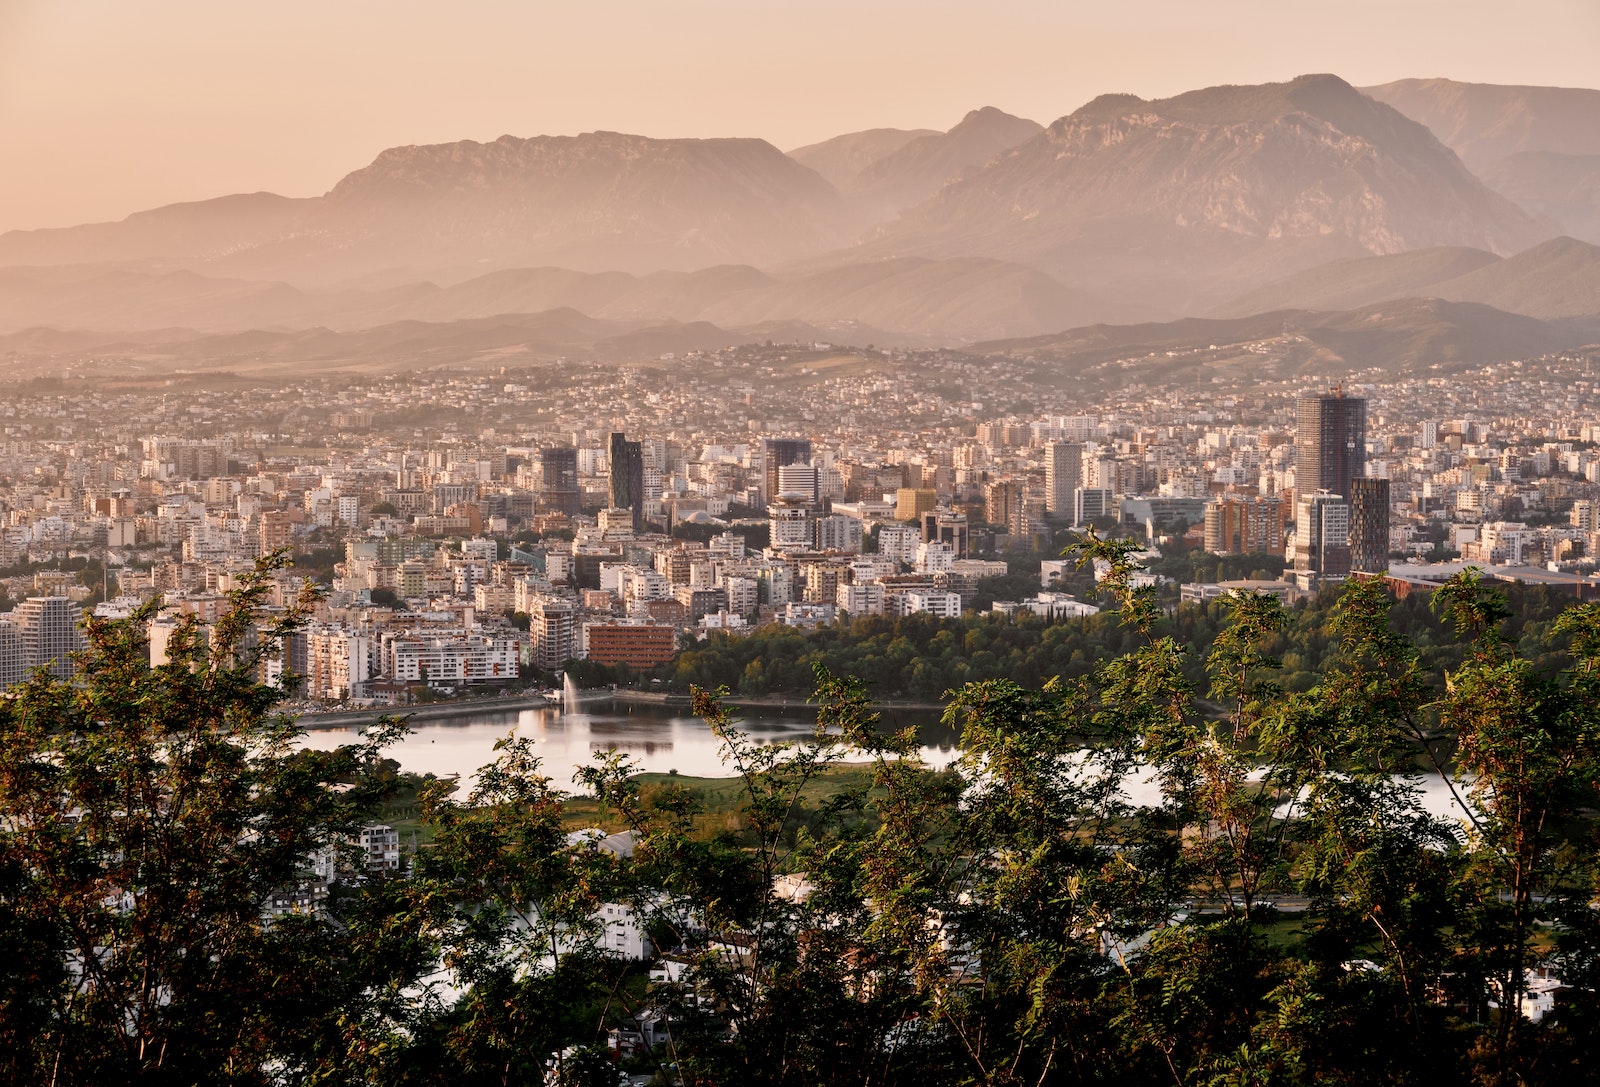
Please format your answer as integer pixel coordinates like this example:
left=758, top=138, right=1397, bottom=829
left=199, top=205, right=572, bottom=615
left=1363, top=78, right=1600, bottom=245
left=2, top=72, right=1598, bottom=375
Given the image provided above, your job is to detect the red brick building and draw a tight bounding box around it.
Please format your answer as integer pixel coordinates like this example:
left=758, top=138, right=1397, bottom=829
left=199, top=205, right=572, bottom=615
left=584, top=622, right=676, bottom=669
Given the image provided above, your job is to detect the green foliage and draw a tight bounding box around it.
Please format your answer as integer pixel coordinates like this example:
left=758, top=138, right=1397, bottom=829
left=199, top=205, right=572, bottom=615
left=5, top=547, right=1600, bottom=1085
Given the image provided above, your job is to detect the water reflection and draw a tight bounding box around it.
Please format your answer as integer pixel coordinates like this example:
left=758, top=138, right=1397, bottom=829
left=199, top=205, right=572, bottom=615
left=293, top=698, right=1469, bottom=827
left=295, top=698, right=943, bottom=785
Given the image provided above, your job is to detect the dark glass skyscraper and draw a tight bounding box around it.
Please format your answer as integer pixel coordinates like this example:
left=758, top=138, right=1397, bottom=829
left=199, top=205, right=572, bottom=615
left=540, top=446, right=580, bottom=517
left=1348, top=477, right=1391, bottom=574
left=1295, top=390, right=1366, bottom=501
left=609, top=432, right=644, bottom=531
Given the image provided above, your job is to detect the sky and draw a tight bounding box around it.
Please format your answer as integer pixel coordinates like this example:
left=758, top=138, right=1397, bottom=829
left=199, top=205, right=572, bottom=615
left=1, top=0, right=1597, bottom=233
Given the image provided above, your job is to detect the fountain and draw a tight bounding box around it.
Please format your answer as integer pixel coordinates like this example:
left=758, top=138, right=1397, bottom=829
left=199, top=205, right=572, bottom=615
left=562, top=673, right=580, bottom=714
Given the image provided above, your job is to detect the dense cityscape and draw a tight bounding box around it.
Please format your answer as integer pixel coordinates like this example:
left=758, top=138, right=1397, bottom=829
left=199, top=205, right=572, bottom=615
left=1, top=340, right=1597, bottom=701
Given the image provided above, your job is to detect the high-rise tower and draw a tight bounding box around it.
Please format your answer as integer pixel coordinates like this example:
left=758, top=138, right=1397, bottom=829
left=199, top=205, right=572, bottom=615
left=1044, top=441, right=1082, bottom=518
left=1295, top=389, right=1366, bottom=501
left=540, top=446, right=581, bottom=517
left=14, top=596, right=80, bottom=679
left=608, top=432, right=644, bottom=532
left=1348, top=477, right=1391, bottom=575
left=762, top=438, right=813, bottom=504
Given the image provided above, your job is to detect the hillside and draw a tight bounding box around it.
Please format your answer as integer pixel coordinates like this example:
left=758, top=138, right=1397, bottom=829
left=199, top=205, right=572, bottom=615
left=1479, top=152, right=1600, bottom=245
left=691, top=257, right=1110, bottom=341
left=1362, top=78, right=1600, bottom=169
left=0, top=133, right=858, bottom=284
left=1211, top=247, right=1499, bottom=317
left=971, top=297, right=1600, bottom=382
left=786, top=128, right=939, bottom=189
left=856, top=75, right=1547, bottom=317
left=0, top=256, right=1106, bottom=343
left=0, top=309, right=910, bottom=382
left=847, top=107, right=1043, bottom=215
left=1364, top=78, right=1600, bottom=243
left=1427, top=236, right=1600, bottom=318
left=1215, top=236, right=1600, bottom=320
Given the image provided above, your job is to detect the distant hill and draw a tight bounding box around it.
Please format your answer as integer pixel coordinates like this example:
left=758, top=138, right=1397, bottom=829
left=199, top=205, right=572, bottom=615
left=855, top=75, right=1546, bottom=318
left=1425, top=236, right=1600, bottom=318
left=1362, top=78, right=1600, bottom=169
left=0, top=133, right=858, bottom=283
left=0, top=256, right=1098, bottom=343
left=0, top=309, right=908, bottom=380
left=6, top=296, right=1595, bottom=386
left=786, top=128, right=939, bottom=189
left=1212, top=247, right=1499, bottom=317
left=691, top=256, right=1111, bottom=341
left=971, top=297, right=1600, bottom=380
left=1, top=76, right=1592, bottom=343
left=1363, top=78, right=1600, bottom=243
left=1479, top=152, right=1600, bottom=245
left=846, top=108, right=1043, bottom=215
left=1215, top=236, right=1600, bottom=320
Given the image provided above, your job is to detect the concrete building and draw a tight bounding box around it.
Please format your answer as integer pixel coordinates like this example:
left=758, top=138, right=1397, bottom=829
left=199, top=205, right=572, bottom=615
left=768, top=496, right=815, bottom=552
left=876, top=522, right=921, bottom=563
left=902, top=591, right=962, bottom=618
left=984, top=479, right=1020, bottom=531
left=1045, top=442, right=1083, bottom=518
left=609, top=432, right=645, bottom=532
left=1074, top=487, right=1115, bottom=526
left=920, top=508, right=969, bottom=558
left=1291, top=491, right=1351, bottom=587
left=776, top=462, right=818, bottom=505
left=1203, top=494, right=1284, bottom=555
left=894, top=488, right=938, bottom=522
left=383, top=631, right=519, bottom=687
left=814, top=514, right=864, bottom=553
left=13, top=596, right=81, bottom=679
left=763, top=437, right=814, bottom=504
left=0, top=618, right=25, bottom=688
left=530, top=597, right=577, bottom=671
left=837, top=581, right=886, bottom=616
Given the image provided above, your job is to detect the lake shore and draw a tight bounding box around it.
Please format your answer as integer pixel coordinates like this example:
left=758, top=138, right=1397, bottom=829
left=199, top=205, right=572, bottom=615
left=292, top=687, right=947, bottom=731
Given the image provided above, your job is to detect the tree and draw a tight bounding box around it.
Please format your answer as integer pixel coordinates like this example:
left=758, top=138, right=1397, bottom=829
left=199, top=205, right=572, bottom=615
left=0, top=555, right=407, bottom=1084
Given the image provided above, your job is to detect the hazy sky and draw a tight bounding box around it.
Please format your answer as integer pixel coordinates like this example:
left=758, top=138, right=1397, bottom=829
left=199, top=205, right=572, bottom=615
left=2, top=0, right=1597, bottom=233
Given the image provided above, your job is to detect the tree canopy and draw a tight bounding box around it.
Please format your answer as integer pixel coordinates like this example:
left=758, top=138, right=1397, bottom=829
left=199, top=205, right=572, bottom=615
left=3, top=549, right=1599, bottom=1085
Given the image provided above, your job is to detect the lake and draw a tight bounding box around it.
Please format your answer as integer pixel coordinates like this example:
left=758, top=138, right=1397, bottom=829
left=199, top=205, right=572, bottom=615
left=293, top=695, right=1476, bottom=824
left=294, top=695, right=958, bottom=787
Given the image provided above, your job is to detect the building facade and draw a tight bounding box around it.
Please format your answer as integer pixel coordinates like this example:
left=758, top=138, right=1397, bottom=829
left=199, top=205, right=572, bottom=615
left=1296, top=390, right=1367, bottom=501
left=1045, top=442, right=1083, bottom=518
left=540, top=446, right=582, bottom=517
left=1348, top=477, right=1391, bottom=574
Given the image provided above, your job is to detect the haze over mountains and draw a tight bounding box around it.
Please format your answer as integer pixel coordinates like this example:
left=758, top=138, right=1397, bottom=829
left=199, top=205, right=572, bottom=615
left=1363, top=78, right=1600, bottom=246
left=2, top=72, right=1597, bottom=375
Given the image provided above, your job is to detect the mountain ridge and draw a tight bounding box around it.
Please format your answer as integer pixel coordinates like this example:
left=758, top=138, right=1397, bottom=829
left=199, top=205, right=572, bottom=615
left=1214, top=236, right=1600, bottom=319
left=848, top=74, right=1547, bottom=316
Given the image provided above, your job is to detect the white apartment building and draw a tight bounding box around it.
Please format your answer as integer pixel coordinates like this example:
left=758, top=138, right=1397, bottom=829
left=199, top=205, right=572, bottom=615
left=383, top=630, right=519, bottom=686
left=902, top=591, right=961, bottom=618
left=837, top=581, right=886, bottom=616
left=876, top=523, right=920, bottom=563
left=915, top=541, right=955, bottom=573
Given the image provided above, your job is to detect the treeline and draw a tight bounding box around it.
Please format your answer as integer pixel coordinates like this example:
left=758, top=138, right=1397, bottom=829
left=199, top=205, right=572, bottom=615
left=5, top=552, right=1600, bottom=1085
left=624, top=574, right=1581, bottom=701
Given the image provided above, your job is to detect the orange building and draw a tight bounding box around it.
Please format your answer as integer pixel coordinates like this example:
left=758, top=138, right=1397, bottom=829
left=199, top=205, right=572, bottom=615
left=584, top=622, right=677, bottom=669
